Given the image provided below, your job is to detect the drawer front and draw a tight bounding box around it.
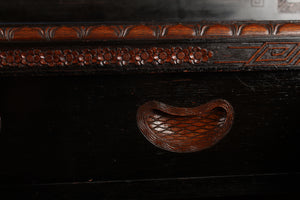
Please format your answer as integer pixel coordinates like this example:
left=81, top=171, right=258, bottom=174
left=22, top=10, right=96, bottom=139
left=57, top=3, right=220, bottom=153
left=0, top=71, right=298, bottom=185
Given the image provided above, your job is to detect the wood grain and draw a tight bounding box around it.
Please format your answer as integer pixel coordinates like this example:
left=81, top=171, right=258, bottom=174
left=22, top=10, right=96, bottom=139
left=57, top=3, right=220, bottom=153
left=0, top=22, right=300, bottom=41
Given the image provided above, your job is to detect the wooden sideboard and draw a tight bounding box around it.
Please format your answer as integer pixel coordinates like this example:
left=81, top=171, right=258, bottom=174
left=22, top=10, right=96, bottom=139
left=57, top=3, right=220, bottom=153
left=0, top=0, right=299, bottom=199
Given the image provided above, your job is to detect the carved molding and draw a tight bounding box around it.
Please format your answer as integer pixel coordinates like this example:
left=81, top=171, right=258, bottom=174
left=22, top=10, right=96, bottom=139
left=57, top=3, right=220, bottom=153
left=0, top=47, right=213, bottom=67
left=0, top=22, right=300, bottom=41
left=1, top=42, right=300, bottom=69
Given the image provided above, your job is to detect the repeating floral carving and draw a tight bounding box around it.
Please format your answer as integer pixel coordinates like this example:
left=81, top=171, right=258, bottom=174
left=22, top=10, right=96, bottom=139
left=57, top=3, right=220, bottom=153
left=0, top=22, right=299, bottom=41
left=0, top=47, right=213, bottom=68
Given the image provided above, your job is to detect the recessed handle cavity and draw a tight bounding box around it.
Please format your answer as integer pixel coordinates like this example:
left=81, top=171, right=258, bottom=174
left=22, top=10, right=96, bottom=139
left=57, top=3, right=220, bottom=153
left=137, top=99, right=234, bottom=153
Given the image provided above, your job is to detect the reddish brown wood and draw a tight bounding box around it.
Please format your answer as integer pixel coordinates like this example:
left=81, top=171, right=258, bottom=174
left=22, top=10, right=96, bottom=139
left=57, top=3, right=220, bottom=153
left=85, top=26, right=119, bottom=40
left=1, top=42, right=300, bottom=69
left=239, top=24, right=269, bottom=36
left=53, top=27, right=80, bottom=40
left=125, top=25, right=157, bottom=39
left=277, top=23, right=300, bottom=35
left=162, top=24, right=196, bottom=39
left=0, top=22, right=300, bottom=41
left=204, top=25, right=233, bottom=36
left=0, top=47, right=212, bottom=68
left=136, top=99, right=234, bottom=153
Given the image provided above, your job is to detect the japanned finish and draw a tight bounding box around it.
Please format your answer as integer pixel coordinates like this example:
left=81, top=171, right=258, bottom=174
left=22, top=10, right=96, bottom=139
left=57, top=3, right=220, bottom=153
left=0, top=71, right=298, bottom=200
left=0, top=0, right=299, bottom=199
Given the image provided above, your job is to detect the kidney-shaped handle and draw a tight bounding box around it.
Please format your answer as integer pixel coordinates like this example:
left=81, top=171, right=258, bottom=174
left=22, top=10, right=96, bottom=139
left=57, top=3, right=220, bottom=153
left=137, top=99, right=234, bottom=153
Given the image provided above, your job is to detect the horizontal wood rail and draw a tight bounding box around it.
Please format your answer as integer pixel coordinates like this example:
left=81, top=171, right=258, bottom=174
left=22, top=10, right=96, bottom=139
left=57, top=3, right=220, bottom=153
left=0, top=22, right=300, bottom=42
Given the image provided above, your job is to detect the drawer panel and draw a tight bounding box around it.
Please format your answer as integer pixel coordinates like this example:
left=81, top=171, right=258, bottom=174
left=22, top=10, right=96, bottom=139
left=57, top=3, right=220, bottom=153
left=0, top=71, right=298, bottom=184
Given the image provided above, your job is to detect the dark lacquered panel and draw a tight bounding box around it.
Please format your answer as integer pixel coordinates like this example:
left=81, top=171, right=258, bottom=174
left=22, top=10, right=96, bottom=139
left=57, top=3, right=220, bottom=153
left=0, top=71, right=298, bottom=185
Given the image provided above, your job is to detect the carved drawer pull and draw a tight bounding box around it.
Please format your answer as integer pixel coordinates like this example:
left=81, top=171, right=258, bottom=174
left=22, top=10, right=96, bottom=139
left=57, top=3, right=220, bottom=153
left=137, top=99, right=234, bottom=153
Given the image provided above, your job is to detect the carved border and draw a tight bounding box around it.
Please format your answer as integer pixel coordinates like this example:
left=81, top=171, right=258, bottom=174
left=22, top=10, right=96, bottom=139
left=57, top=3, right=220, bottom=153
left=0, top=47, right=213, bottom=68
left=2, top=42, right=300, bottom=69
left=215, top=42, right=300, bottom=66
left=0, top=22, right=300, bottom=41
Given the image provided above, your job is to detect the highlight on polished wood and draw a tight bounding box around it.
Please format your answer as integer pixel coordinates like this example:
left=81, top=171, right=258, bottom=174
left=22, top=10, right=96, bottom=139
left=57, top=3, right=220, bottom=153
left=0, top=22, right=300, bottom=42
left=136, top=99, right=234, bottom=153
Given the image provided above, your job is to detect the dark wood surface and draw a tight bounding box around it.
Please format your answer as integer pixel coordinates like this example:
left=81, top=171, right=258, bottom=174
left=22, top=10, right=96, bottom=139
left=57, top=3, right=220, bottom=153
left=0, top=174, right=296, bottom=199
left=0, top=1, right=299, bottom=199
left=0, top=71, right=298, bottom=199
left=1, top=39, right=300, bottom=74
